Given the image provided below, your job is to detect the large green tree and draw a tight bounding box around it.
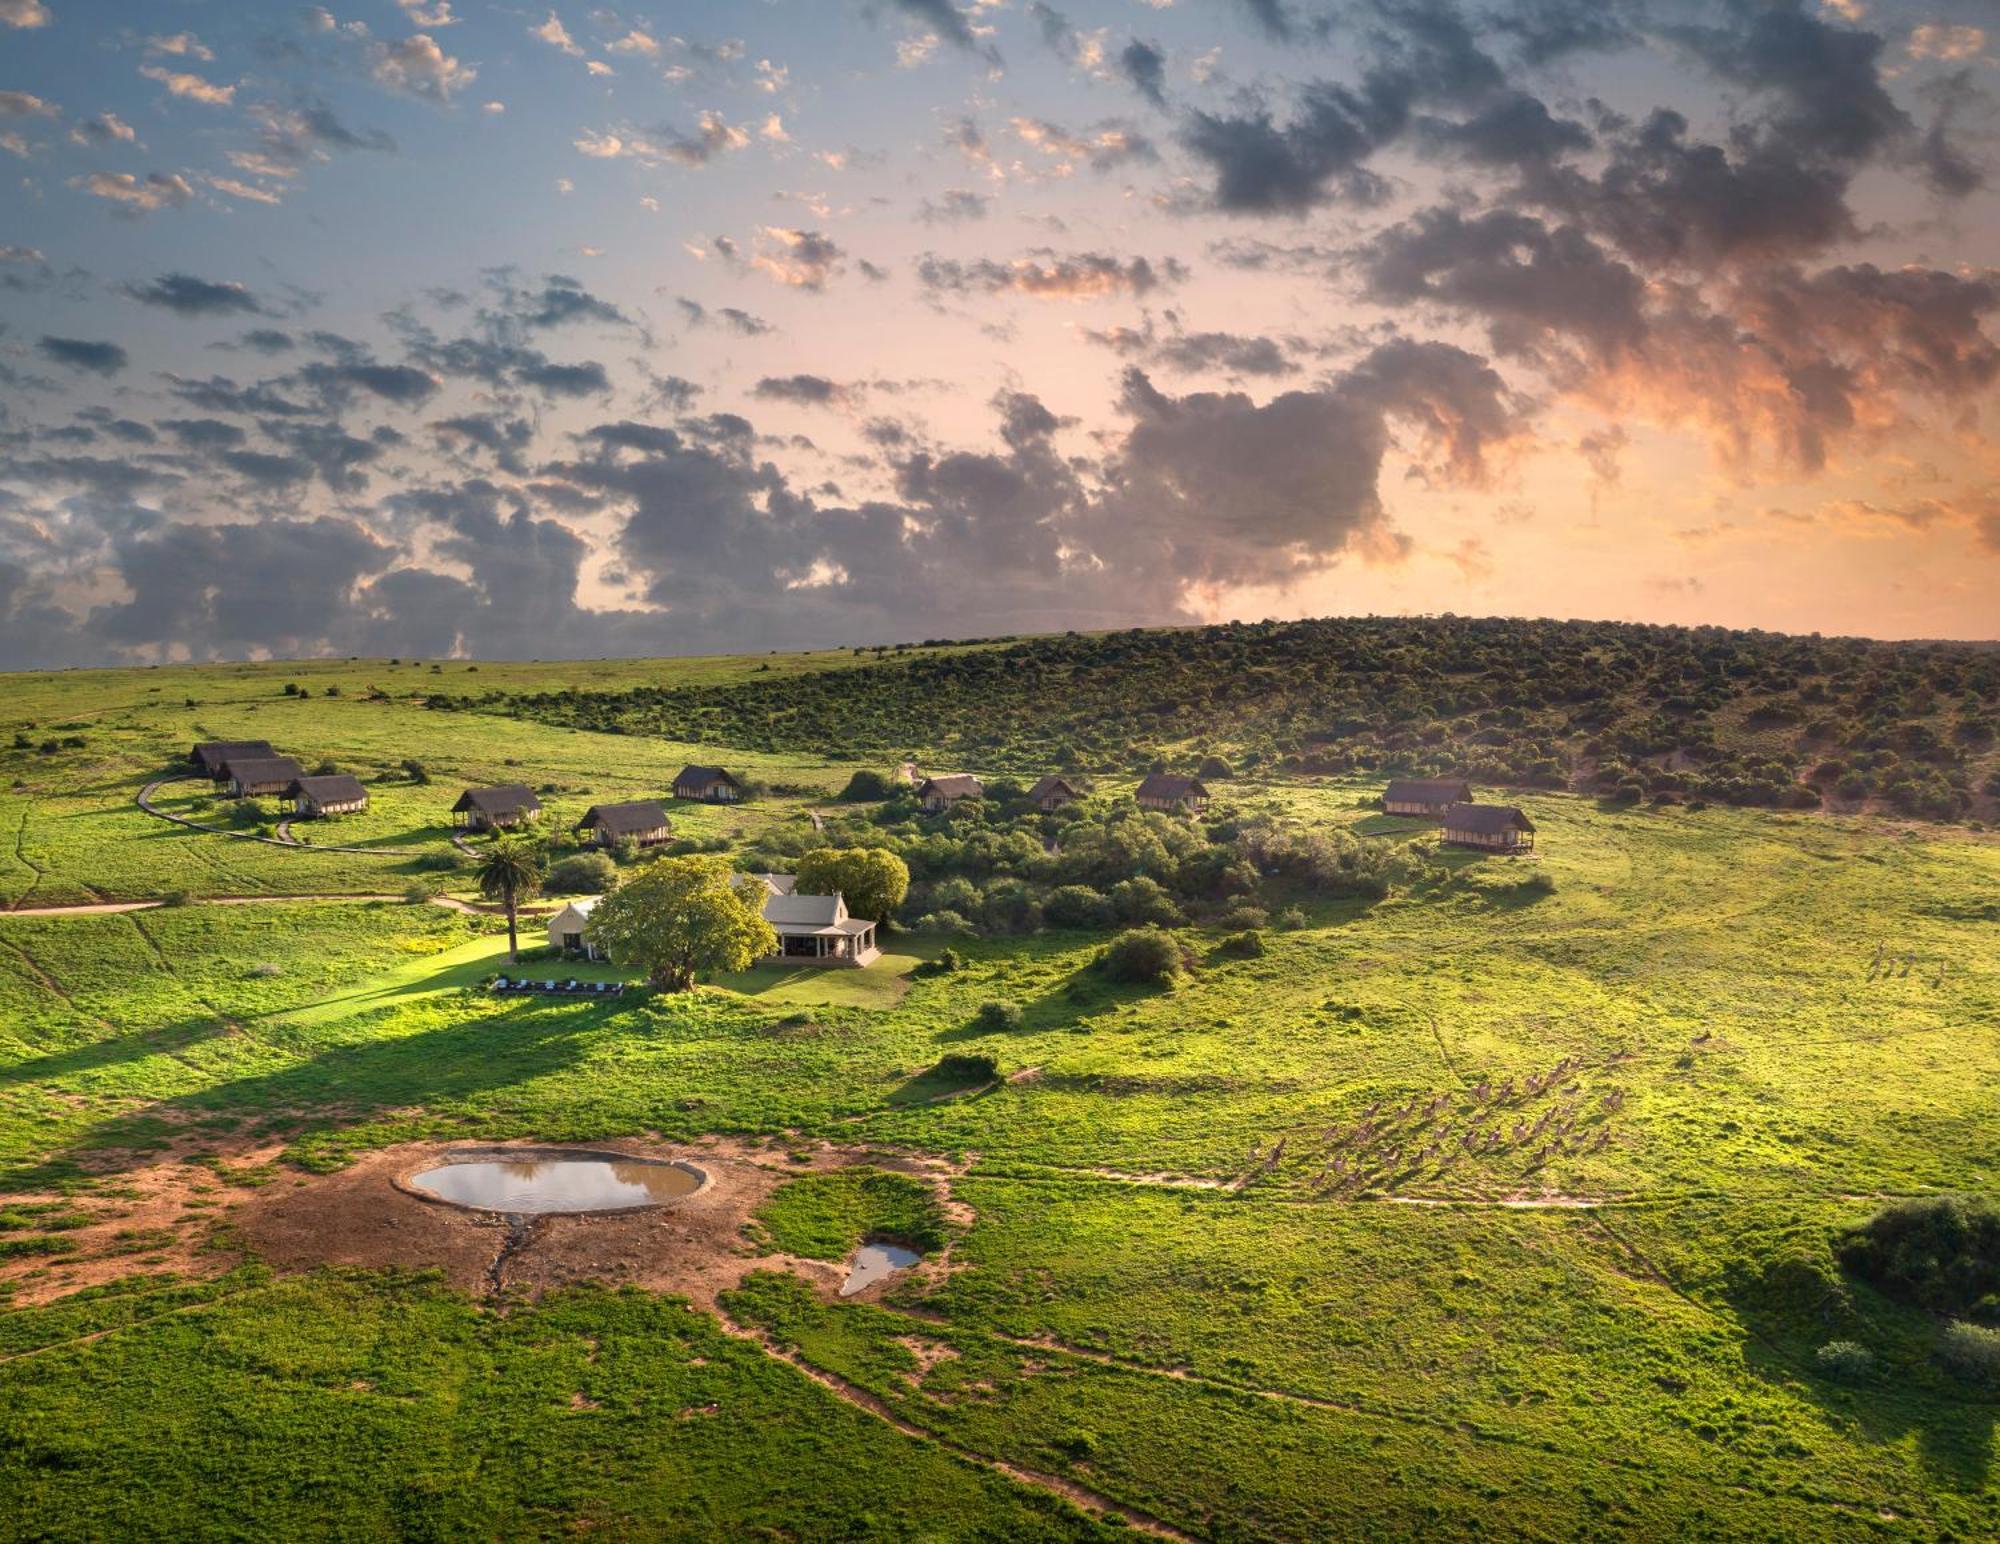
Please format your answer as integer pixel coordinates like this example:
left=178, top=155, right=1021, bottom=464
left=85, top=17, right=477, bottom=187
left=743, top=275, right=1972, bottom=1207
left=794, top=846, right=910, bottom=923
left=585, top=855, right=776, bottom=991
left=476, top=836, right=546, bottom=963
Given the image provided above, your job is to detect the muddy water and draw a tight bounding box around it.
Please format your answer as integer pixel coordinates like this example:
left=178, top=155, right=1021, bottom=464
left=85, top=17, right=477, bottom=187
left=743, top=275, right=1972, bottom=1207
left=410, top=1155, right=703, bottom=1214
left=840, top=1241, right=921, bottom=1296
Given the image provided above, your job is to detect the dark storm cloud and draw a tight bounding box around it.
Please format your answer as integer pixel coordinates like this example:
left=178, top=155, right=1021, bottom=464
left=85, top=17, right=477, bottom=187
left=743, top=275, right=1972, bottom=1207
left=158, top=417, right=249, bottom=451
left=1485, top=0, right=1638, bottom=63
left=86, top=514, right=393, bottom=656
left=1415, top=90, right=1592, bottom=169
left=430, top=413, right=534, bottom=472
left=121, top=273, right=264, bottom=317
left=37, top=337, right=129, bottom=375
left=1363, top=206, right=1647, bottom=363
left=1119, top=39, right=1167, bottom=109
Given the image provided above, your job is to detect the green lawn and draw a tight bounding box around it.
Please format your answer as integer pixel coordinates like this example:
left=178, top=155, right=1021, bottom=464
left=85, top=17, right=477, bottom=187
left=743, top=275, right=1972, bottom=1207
left=0, top=656, right=1994, bottom=1538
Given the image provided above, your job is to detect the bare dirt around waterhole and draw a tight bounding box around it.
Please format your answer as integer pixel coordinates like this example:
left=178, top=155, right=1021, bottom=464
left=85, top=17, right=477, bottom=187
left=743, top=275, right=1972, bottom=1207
left=232, top=1135, right=957, bottom=1307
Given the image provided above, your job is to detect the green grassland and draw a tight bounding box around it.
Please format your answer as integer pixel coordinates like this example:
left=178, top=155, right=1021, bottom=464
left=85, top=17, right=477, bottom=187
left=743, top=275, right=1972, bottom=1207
left=0, top=639, right=1995, bottom=1538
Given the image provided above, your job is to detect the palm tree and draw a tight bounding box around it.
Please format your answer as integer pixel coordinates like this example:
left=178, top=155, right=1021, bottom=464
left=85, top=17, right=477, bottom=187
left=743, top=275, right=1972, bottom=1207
left=477, top=836, right=545, bottom=963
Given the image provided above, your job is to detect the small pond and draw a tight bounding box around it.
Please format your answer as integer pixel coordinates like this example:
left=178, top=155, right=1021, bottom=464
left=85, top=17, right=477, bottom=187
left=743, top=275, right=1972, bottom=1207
left=408, top=1153, right=704, bottom=1214
left=840, top=1241, right=922, bottom=1297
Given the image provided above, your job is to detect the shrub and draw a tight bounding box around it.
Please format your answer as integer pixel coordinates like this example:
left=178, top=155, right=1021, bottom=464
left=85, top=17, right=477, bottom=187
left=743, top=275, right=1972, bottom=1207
left=1939, top=1321, right=2000, bottom=1386
left=1215, top=929, right=1265, bottom=959
left=1043, top=884, right=1115, bottom=929
left=973, top=999, right=1023, bottom=1033
left=402, top=758, right=431, bottom=785
left=839, top=769, right=895, bottom=801
left=1218, top=899, right=1269, bottom=930
left=1109, top=875, right=1183, bottom=927
left=1275, top=906, right=1309, bottom=930
left=403, top=879, right=440, bottom=904
left=936, top=1050, right=1000, bottom=1084
left=913, top=909, right=976, bottom=936
left=1837, top=1196, right=2000, bottom=1317
left=912, top=947, right=963, bottom=977
left=1102, top=927, right=1182, bottom=985
left=1814, top=1341, right=1874, bottom=1382
left=547, top=851, right=617, bottom=895
left=159, top=889, right=193, bottom=908
left=246, top=962, right=283, bottom=978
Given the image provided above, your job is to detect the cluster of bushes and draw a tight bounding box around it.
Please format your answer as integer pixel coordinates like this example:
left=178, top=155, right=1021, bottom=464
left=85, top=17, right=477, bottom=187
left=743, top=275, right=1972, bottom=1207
left=435, top=615, right=1997, bottom=823
left=1820, top=1196, right=2000, bottom=1389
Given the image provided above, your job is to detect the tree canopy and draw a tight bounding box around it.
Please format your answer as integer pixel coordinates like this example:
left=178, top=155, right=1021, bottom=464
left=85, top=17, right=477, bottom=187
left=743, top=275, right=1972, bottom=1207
left=585, top=855, right=776, bottom=991
left=794, top=847, right=910, bottom=923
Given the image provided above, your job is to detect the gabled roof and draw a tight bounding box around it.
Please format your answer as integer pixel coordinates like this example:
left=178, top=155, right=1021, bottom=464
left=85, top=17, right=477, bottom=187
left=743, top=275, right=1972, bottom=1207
left=192, top=739, right=273, bottom=772
left=763, top=889, right=848, bottom=928
left=288, top=774, right=367, bottom=804
left=227, top=755, right=304, bottom=786
left=916, top=773, right=983, bottom=800
left=452, top=784, right=542, bottom=817
left=756, top=872, right=798, bottom=896
left=675, top=764, right=740, bottom=789
left=575, top=799, right=670, bottom=836
left=1443, top=802, right=1535, bottom=833
left=1027, top=775, right=1081, bottom=801
left=1136, top=772, right=1209, bottom=801
left=548, top=896, right=601, bottom=926
left=1386, top=777, right=1472, bottom=802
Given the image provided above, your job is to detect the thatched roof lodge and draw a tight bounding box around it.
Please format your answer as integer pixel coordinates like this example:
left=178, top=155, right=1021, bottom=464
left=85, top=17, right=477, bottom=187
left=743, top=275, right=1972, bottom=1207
left=1384, top=777, right=1472, bottom=816
left=226, top=756, right=305, bottom=798
left=574, top=800, right=672, bottom=848
left=916, top=774, right=984, bottom=812
left=760, top=881, right=879, bottom=966
left=451, top=784, right=542, bottom=832
left=674, top=765, right=743, bottom=803
left=1135, top=773, right=1210, bottom=814
left=191, top=740, right=274, bottom=780
left=1441, top=803, right=1536, bottom=853
left=1027, top=775, right=1083, bottom=811
left=285, top=774, right=368, bottom=818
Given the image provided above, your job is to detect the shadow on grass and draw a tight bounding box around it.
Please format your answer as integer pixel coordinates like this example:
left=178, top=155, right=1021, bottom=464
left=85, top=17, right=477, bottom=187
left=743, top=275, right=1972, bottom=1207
left=0, top=1016, right=234, bottom=1091
left=0, top=992, right=619, bottom=1190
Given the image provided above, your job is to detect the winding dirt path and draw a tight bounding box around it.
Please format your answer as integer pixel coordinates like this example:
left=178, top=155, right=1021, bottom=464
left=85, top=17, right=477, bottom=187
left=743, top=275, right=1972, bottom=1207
left=136, top=776, right=432, bottom=856
left=5, top=893, right=508, bottom=920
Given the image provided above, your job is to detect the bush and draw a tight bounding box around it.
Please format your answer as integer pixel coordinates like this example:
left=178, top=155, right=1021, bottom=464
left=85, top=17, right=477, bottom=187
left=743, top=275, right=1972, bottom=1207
left=1218, top=899, right=1269, bottom=930
left=1837, top=1196, right=2000, bottom=1317
left=159, top=889, right=193, bottom=908
left=913, top=909, right=976, bottom=936
left=402, top=758, right=431, bottom=785
left=1275, top=906, right=1309, bottom=930
left=839, top=769, right=895, bottom=801
left=912, top=947, right=963, bottom=977
left=973, top=999, right=1023, bottom=1033
left=1814, top=1340, right=1874, bottom=1382
left=1043, top=884, right=1115, bottom=929
left=936, top=1050, right=1000, bottom=1083
left=1102, top=927, right=1182, bottom=985
left=1215, top=929, right=1265, bottom=959
left=547, top=851, right=617, bottom=895
left=402, top=879, right=440, bottom=904
left=1109, top=875, right=1182, bottom=927
left=1939, top=1321, right=2000, bottom=1386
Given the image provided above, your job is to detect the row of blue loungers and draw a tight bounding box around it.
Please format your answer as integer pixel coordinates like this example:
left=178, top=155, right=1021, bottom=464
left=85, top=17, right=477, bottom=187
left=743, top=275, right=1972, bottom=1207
left=491, top=976, right=627, bottom=996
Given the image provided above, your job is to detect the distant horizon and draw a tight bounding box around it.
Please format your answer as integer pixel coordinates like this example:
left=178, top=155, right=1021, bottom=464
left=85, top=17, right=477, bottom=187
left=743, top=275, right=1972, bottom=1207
left=3, top=606, right=1997, bottom=680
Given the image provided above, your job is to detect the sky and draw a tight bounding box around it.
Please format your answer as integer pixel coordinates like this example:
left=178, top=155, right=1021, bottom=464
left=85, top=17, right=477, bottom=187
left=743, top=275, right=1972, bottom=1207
left=0, top=0, right=1995, bottom=668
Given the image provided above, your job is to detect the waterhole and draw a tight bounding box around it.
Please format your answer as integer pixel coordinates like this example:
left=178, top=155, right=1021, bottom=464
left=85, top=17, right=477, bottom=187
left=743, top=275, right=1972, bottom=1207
left=840, top=1241, right=922, bottom=1296
left=407, top=1153, right=705, bottom=1214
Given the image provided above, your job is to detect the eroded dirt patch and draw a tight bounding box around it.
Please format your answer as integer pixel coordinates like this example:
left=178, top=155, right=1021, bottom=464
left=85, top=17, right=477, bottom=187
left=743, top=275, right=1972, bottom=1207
left=232, top=1135, right=957, bottom=1309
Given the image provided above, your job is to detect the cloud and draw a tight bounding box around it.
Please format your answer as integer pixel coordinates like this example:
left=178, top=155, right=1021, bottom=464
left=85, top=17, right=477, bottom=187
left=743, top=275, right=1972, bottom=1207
left=71, top=170, right=195, bottom=213
left=1907, top=24, right=1987, bottom=63
left=0, top=0, right=50, bottom=28
left=885, top=0, right=1000, bottom=67
left=72, top=112, right=139, bottom=146
left=677, top=297, right=773, bottom=335
left=753, top=374, right=858, bottom=408
left=749, top=227, right=845, bottom=290
left=575, top=111, right=750, bottom=168
left=531, top=11, right=583, bottom=56
left=298, top=359, right=443, bottom=406
left=1010, top=116, right=1157, bottom=172
left=1119, top=39, right=1167, bottom=108
left=917, top=250, right=1187, bottom=301
left=138, top=65, right=236, bottom=106
left=0, top=91, right=58, bottom=119
left=1083, top=319, right=1300, bottom=376
left=37, top=336, right=129, bottom=374
left=370, top=34, right=477, bottom=102
left=121, top=272, right=264, bottom=316
left=513, top=359, right=611, bottom=397
left=918, top=188, right=990, bottom=224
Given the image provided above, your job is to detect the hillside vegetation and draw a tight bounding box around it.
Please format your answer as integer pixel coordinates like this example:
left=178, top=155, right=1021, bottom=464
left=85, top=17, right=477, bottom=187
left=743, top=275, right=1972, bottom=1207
left=438, top=616, right=2000, bottom=822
